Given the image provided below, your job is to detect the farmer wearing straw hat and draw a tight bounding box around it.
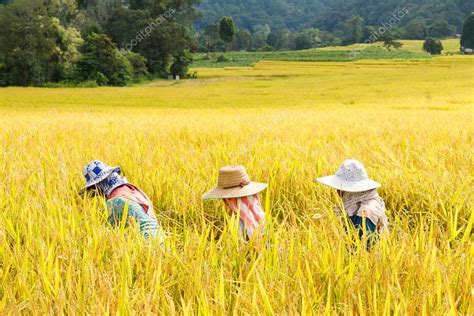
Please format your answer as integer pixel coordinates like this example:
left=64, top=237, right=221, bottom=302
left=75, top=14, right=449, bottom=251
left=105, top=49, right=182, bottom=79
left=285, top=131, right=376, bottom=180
left=79, top=160, right=164, bottom=243
left=203, top=165, right=267, bottom=241
left=316, top=159, right=389, bottom=240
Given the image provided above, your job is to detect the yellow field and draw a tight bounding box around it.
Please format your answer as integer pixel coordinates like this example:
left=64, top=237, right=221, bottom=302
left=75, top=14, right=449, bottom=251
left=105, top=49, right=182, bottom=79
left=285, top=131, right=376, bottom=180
left=0, top=56, right=473, bottom=314
left=319, top=39, right=461, bottom=54
left=398, top=39, right=461, bottom=54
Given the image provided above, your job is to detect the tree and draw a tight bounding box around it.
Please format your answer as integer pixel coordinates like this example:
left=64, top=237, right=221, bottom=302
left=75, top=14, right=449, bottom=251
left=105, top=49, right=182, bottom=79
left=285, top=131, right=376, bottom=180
left=363, top=26, right=376, bottom=41
left=219, top=16, right=236, bottom=50
left=77, top=33, right=132, bottom=86
left=51, top=18, right=84, bottom=81
left=204, top=22, right=225, bottom=54
left=104, top=6, right=150, bottom=49
left=404, top=19, right=427, bottom=40
left=382, top=35, right=403, bottom=51
left=423, top=38, right=443, bottom=55
left=170, top=49, right=193, bottom=78
left=128, top=0, right=150, bottom=10
left=295, top=31, right=314, bottom=50
left=233, top=29, right=252, bottom=51
left=346, top=15, right=364, bottom=44
left=278, top=31, right=297, bottom=50
left=461, top=13, right=474, bottom=49
left=251, top=24, right=271, bottom=50
left=387, top=27, right=403, bottom=40
left=266, top=31, right=281, bottom=48
left=332, top=16, right=364, bottom=45
left=295, top=28, right=320, bottom=50
left=137, top=22, right=192, bottom=76
left=0, top=0, right=82, bottom=86
left=124, top=51, right=149, bottom=82
left=429, top=19, right=455, bottom=38
left=83, top=0, right=198, bottom=78
left=76, top=0, right=122, bottom=24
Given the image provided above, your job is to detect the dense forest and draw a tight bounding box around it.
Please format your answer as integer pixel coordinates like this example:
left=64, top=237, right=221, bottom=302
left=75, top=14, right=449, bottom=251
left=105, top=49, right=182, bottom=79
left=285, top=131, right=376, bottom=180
left=196, top=0, right=473, bottom=33
left=0, top=0, right=199, bottom=86
left=195, top=0, right=473, bottom=52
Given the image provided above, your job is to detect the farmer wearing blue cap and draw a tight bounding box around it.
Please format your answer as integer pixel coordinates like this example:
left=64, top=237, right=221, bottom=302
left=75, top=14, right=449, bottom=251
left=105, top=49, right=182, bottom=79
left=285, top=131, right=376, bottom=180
left=79, top=160, right=164, bottom=244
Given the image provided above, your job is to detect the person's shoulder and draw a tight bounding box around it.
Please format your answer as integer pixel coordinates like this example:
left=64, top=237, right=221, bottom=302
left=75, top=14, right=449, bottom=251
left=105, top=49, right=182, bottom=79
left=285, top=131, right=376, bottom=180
left=365, top=197, right=386, bottom=212
left=128, top=183, right=145, bottom=192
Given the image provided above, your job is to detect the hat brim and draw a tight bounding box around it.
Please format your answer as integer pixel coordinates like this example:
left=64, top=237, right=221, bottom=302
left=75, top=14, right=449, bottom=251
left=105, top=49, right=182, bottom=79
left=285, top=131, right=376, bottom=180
left=202, top=182, right=267, bottom=200
left=316, top=175, right=381, bottom=192
left=79, top=166, right=121, bottom=196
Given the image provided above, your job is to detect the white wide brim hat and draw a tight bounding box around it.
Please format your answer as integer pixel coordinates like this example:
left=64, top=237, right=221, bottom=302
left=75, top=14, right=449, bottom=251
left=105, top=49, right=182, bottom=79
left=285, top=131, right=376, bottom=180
left=316, top=175, right=380, bottom=192
left=203, top=165, right=267, bottom=200
left=316, top=159, right=381, bottom=192
left=79, top=160, right=122, bottom=195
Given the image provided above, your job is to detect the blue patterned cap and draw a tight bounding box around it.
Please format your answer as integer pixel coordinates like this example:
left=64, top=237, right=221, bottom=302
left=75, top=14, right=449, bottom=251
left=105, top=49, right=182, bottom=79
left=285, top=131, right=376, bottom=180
left=79, top=160, right=121, bottom=195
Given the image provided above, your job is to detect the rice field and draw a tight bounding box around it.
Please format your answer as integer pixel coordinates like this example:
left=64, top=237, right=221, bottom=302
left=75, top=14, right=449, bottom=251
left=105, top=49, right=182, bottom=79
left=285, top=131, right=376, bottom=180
left=0, top=56, right=473, bottom=314
left=319, top=38, right=460, bottom=54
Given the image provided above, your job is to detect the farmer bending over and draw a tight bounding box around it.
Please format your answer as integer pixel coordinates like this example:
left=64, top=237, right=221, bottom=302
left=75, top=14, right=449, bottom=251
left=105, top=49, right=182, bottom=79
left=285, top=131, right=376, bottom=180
left=79, top=160, right=164, bottom=244
left=203, top=165, right=267, bottom=242
left=317, top=159, right=389, bottom=246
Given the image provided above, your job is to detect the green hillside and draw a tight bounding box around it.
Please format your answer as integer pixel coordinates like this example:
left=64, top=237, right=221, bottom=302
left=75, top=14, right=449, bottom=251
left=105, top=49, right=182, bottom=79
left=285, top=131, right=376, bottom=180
left=196, top=0, right=472, bottom=33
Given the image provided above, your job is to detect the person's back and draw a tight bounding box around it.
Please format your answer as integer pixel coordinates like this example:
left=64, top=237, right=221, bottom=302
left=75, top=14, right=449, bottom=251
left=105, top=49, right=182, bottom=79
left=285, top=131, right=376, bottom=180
left=106, top=184, right=163, bottom=241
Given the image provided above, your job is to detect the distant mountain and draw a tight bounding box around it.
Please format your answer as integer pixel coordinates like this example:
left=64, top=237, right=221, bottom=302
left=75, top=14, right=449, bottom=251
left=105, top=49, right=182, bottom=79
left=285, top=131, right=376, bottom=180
left=195, top=0, right=473, bottom=33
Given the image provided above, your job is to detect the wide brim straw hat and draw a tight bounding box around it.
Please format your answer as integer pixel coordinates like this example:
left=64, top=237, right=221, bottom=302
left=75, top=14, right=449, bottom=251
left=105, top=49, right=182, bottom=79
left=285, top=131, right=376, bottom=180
left=79, top=160, right=121, bottom=195
left=203, top=165, right=267, bottom=200
left=316, top=159, right=381, bottom=192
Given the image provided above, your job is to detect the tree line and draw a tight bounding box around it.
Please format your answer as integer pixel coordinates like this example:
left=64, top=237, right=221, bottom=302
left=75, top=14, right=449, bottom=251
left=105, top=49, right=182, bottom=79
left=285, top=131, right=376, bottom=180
left=0, top=0, right=198, bottom=86
left=196, top=0, right=473, bottom=53
left=196, top=0, right=472, bottom=35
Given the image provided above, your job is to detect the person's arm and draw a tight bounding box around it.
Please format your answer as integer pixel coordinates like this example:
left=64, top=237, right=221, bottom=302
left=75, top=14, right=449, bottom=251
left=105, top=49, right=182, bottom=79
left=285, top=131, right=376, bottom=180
left=377, top=212, right=390, bottom=235
left=106, top=198, right=127, bottom=227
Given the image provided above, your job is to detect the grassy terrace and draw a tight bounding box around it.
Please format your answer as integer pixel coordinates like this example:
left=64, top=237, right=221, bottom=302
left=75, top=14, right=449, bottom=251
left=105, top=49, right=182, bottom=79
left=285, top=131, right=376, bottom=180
left=191, top=39, right=460, bottom=68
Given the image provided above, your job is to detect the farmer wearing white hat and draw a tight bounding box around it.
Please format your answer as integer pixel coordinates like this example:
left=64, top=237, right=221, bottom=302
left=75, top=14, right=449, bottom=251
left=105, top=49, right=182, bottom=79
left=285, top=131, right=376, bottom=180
left=317, top=159, right=389, bottom=239
left=203, top=165, right=267, bottom=241
left=79, top=160, right=164, bottom=243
